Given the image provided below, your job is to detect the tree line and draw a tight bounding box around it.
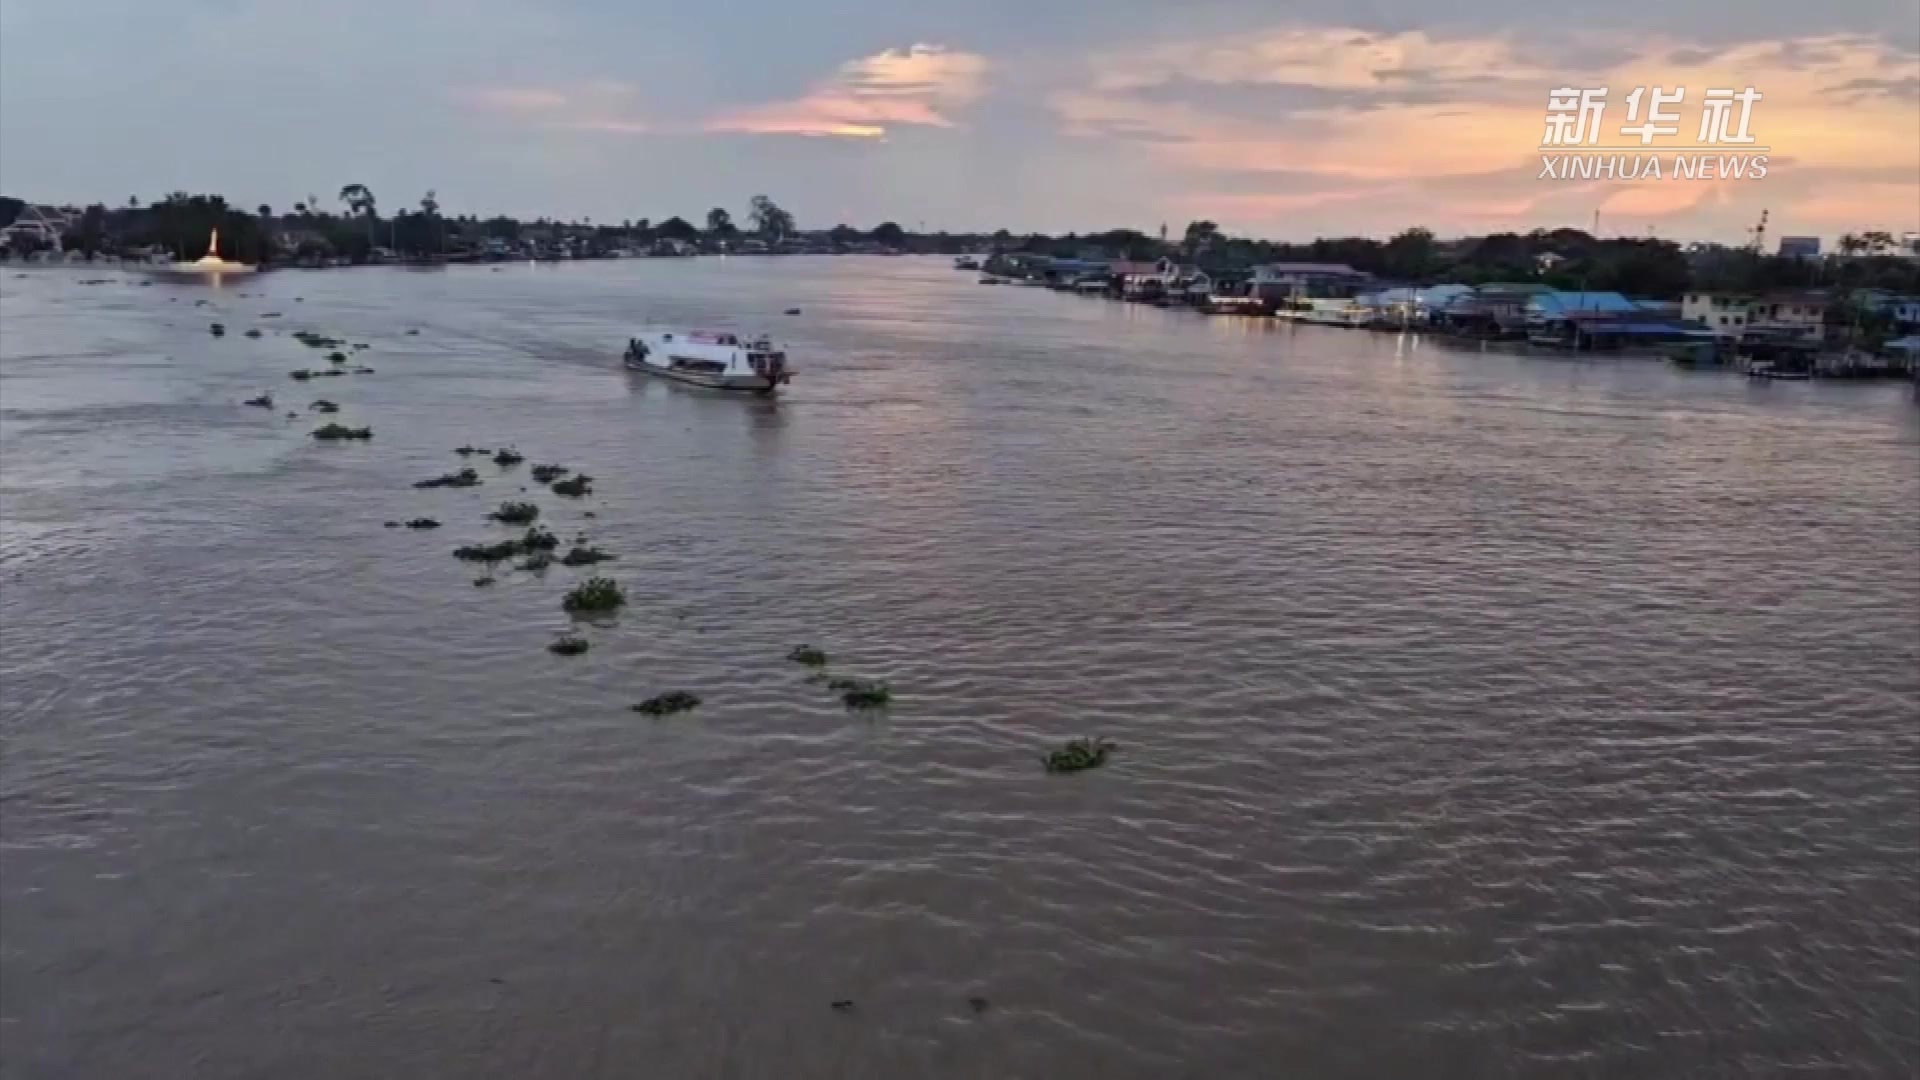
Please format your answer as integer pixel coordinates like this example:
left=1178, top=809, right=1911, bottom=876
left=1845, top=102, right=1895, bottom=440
left=4, top=191, right=1914, bottom=299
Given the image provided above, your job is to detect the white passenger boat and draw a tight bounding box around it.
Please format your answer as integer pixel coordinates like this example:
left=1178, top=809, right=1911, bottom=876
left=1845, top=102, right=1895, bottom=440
left=623, top=330, right=791, bottom=393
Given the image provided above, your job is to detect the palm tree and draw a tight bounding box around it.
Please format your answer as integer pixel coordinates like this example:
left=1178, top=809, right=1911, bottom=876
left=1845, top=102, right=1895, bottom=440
left=127, top=195, right=139, bottom=209
left=339, top=184, right=377, bottom=246
left=419, top=189, right=441, bottom=254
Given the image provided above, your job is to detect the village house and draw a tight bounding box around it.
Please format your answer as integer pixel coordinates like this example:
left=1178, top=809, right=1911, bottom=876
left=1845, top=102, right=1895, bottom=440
left=1246, top=262, right=1372, bottom=303
left=1682, top=289, right=1830, bottom=341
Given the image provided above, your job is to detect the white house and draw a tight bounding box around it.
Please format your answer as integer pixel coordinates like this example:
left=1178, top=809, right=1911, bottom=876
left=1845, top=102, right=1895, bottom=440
left=1682, top=290, right=1828, bottom=341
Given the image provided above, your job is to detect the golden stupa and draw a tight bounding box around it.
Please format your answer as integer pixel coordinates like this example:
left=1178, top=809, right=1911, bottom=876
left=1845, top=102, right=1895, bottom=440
left=173, top=227, right=254, bottom=275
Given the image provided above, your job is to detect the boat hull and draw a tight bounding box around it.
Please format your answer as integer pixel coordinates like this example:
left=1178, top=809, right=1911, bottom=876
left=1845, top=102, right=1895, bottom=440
left=623, top=352, right=783, bottom=393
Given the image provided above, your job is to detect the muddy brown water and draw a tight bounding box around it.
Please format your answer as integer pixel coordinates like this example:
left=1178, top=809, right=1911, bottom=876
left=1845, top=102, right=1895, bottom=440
left=3, top=259, right=1916, bottom=1078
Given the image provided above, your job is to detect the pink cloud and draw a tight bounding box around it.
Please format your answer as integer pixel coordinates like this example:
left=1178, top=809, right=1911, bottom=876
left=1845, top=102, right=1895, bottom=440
left=1058, top=28, right=1920, bottom=240
left=705, top=44, right=987, bottom=138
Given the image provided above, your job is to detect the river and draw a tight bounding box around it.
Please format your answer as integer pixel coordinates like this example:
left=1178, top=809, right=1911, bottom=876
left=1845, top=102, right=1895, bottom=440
left=2, top=258, right=1916, bottom=1079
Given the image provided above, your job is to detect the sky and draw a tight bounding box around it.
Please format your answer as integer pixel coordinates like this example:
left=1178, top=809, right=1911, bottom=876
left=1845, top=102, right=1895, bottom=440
left=1, top=0, right=1916, bottom=244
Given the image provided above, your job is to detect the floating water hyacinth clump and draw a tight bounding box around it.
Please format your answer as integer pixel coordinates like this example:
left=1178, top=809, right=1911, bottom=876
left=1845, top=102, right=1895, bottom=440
left=328, top=351, right=348, bottom=364
left=631, top=691, right=700, bottom=716
left=832, top=677, right=891, bottom=709
left=493, top=448, right=524, bottom=467
left=550, top=474, right=593, bottom=497
left=562, top=575, right=624, bottom=613
left=413, top=468, right=479, bottom=489
left=518, top=551, right=553, bottom=572
left=244, top=328, right=262, bottom=339
left=404, top=518, right=441, bottom=529
left=559, top=545, right=615, bottom=567
left=547, top=634, right=590, bottom=656
left=453, top=539, right=522, bottom=563
left=1043, top=737, right=1114, bottom=774
left=294, top=331, right=344, bottom=349
left=289, top=369, right=313, bottom=381
left=529, top=464, right=570, bottom=484
left=311, top=423, right=372, bottom=440
left=489, top=501, right=540, bottom=525
left=787, top=645, right=829, bottom=667
left=455, top=446, right=490, bottom=456
left=519, top=526, right=559, bottom=551
left=310, top=400, right=340, bottom=413
left=243, top=394, right=273, bottom=408
left=210, top=323, right=226, bottom=336
left=473, top=575, right=495, bottom=587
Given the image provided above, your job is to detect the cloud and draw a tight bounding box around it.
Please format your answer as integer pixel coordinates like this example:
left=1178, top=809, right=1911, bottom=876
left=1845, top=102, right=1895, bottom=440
left=705, top=44, right=987, bottom=138
left=1052, top=27, right=1920, bottom=237
left=1820, top=75, right=1920, bottom=104
left=456, top=79, right=651, bottom=132
left=1083, top=27, right=1555, bottom=95
left=463, top=87, right=570, bottom=113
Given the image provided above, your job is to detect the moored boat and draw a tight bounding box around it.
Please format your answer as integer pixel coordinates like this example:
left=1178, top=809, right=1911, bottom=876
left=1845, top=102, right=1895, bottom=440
left=623, top=330, right=791, bottom=393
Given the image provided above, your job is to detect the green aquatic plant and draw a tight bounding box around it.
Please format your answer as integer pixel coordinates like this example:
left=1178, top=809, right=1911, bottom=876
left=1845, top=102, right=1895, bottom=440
left=243, top=394, right=273, bottom=408
left=839, top=680, right=892, bottom=709
left=209, top=322, right=226, bottom=336
left=309, top=399, right=340, bottom=413
left=493, top=448, right=524, bottom=467
left=404, top=518, right=440, bottom=529
left=550, top=473, right=593, bottom=497
left=311, top=423, right=372, bottom=440
left=559, top=545, right=614, bottom=567
left=289, top=369, right=313, bottom=381
left=294, top=331, right=344, bottom=349
left=562, top=575, right=625, bottom=613
left=518, top=550, right=553, bottom=572
left=1043, top=737, right=1114, bottom=774
left=631, top=691, right=700, bottom=716
left=519, top=526, right=559, bottom=551
left=413, top=468, right=479, bottom=489
left=453, top=539, right=521, bottom=563
left=547, top=634, right=590, bottom=656
left=352, top=367, right=375, bottom=374
left=244, top=328, right=262, bottom=339
left=489, top=501, right=540, bottom=525
left=472, top=575, right=495, bottom=587
left=455, top=445, right=484, bottom=456
left=787, top=645, right=829, bottom=667
left=529, top=464, right=570, bottom=484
